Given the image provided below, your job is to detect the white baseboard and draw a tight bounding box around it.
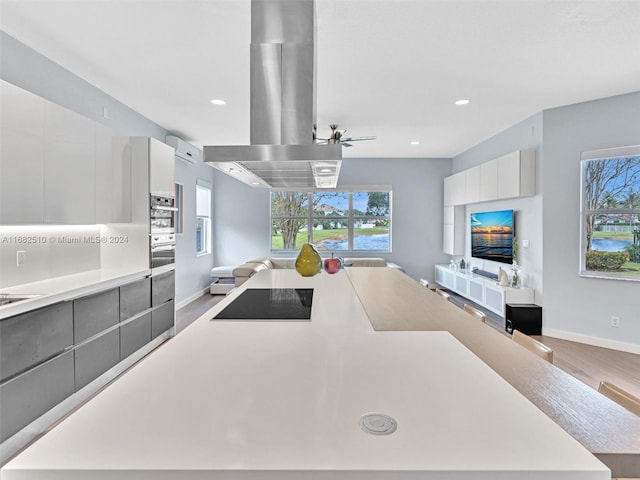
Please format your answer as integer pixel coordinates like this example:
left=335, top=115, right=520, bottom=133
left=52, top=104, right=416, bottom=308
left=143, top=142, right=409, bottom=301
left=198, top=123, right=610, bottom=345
left=176, top=287, right=210, bottom=311
left=543, top=328, right=640, bottom=355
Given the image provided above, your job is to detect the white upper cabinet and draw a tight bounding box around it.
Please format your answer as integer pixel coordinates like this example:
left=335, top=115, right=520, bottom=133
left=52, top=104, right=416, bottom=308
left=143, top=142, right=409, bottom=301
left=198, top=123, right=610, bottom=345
left=443, top=171, right=466, bottom=206
left=0, top=81, right=45, bottom=224
left=443, top=205, right=465, bottom=255
left=1, top=80, right=135, bottom=226
left=95, top=124, right=131, bottom=223
left=497, top=150, right=536, bottom=199
left=446, top=149, right=535, bottom=207
left=465, top=165, right=481, bottom=204
left=43, top=100, right=96, bottom=224
left=479, top=159, right=498, bottom=202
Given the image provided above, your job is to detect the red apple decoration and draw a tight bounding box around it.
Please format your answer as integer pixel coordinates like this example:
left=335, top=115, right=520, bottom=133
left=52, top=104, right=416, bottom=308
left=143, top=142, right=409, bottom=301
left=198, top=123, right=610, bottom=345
left=324, top=253, right=342, bottom=274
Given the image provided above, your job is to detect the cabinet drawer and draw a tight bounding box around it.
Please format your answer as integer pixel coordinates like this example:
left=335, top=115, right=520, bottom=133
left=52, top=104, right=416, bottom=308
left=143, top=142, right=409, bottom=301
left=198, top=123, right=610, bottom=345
left=120, top=313, right=151, bottom=360
left=120, top=277, right=151, bottom=321
left=0, top=350, right=74, bottom=443
left=0, top=302, right=73, bottom=382
left=151, top=270, right=175, bottom=307
left=151, top=300, right=174, bottom=339
left=74, top=329, right=120, bottom=391
left=73, top=288, right=119, bottom=343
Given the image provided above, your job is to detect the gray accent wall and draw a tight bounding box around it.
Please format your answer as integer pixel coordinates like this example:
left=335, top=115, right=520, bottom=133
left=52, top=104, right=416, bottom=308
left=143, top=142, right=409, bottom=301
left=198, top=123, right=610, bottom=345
left=453, top=94, right=640, bottom=353
left=541, top=92, right=640, bottom=352
left=1, top=32, right=215, bottom=305
left=451, top=113, right=543, bottom=300
left=213, top=157, right=452, bottom=281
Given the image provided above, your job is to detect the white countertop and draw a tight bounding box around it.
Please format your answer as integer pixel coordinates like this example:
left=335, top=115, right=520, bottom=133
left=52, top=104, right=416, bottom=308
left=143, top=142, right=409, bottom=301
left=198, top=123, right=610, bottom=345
left=1, top=269, right=609, bottom=479
left=0, top=267, right=151, bottom=319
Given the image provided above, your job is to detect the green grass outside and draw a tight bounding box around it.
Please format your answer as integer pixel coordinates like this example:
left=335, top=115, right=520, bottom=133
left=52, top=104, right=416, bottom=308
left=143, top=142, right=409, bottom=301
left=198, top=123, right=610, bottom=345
left=592, top=230, right=634, bottom=240
left=271, top=228, right=388, bottom=250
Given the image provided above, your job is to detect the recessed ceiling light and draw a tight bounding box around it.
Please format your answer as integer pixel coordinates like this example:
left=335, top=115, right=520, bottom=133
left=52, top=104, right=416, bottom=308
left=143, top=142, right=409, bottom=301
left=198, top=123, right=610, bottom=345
left=251, top=182, right=260, bottom=185
left=320, top=168, right=333, bottom=173
left=228, top=167, right=240, bottom=173
left=455, top=99, right=470, bottom=106
left=410, top=141, right=420, bottom=145
left=210, top=99, right=226, bottom=105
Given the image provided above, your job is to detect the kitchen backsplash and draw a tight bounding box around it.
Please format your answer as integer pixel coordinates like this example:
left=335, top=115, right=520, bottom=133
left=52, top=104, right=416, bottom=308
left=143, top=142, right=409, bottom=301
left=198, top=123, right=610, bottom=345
left=0, top=224, right=149, bottom=288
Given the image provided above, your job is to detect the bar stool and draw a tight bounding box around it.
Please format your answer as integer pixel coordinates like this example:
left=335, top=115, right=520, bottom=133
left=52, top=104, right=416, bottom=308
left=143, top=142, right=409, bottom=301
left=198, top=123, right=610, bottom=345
left=435, top=288, right=450, bottom=300
left=598, top=380, right=640, bottom=417
left=463, top=303, right=487, bottom=323
left=512, top=330, right=553, bottom=363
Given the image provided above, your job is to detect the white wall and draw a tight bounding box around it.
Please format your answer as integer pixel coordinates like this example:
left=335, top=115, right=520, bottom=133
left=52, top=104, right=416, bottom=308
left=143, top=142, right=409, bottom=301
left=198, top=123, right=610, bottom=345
left=542, top=91, right=640, bottom=353
left=213, top=157, right=452, bottom=281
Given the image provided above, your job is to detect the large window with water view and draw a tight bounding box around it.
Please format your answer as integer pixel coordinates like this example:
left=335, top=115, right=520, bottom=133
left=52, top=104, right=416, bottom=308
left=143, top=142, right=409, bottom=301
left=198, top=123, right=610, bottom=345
left=581, top=147, right=640, bottom=281
left=271, top=190, right=391, bottom=252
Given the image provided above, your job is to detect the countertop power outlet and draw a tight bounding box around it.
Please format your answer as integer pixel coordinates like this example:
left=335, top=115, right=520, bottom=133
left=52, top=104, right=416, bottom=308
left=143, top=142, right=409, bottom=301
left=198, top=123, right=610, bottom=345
left=16, top=250, right=26, bottom=266
left=611, top=316, right=620, bottom=327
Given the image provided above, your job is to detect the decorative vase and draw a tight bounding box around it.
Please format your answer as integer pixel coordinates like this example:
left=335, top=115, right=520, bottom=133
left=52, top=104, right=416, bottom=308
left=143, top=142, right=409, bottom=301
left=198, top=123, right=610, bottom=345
left=295, top=243, right=322, bottom=276
left=511, top=262, right=522, bottom=288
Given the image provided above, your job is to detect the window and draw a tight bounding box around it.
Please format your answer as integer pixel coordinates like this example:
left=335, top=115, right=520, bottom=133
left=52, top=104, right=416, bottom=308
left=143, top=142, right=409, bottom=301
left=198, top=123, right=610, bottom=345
left=271, top=189, right=391, bottom=252
left=580, top=146, right=640, bottom=281
left=174, top=182, right=184, bottom=235
left=196, top=181, right=212, bottom=255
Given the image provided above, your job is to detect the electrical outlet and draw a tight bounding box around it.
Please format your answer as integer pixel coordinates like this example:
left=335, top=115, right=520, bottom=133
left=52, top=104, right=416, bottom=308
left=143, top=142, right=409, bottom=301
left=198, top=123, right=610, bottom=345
left=16, top=250, right=26, bottom=266
left=611, top=316, right=620, bottom=327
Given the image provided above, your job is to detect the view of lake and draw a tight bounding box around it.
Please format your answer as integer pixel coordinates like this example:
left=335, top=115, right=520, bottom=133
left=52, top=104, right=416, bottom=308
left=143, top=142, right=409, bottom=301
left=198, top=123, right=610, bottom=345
left=592, top=238, right=632, bottom=252
left=318, top=234, right=389, bottom=251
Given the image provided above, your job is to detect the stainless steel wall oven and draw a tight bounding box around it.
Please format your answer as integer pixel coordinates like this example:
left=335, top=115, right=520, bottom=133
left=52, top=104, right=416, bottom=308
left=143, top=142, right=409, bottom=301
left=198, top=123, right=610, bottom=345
left=150, top=194, right=176, bottom=271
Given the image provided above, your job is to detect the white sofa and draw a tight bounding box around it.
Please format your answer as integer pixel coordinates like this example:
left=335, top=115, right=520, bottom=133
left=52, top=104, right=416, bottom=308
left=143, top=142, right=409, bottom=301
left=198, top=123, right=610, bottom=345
left=232, top=257, right=403, bottom=286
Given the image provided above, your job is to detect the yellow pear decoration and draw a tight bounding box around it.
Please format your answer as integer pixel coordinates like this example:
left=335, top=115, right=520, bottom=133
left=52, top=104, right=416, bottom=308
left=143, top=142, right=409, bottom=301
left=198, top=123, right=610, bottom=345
left=295, top=243, right=322, bottom=276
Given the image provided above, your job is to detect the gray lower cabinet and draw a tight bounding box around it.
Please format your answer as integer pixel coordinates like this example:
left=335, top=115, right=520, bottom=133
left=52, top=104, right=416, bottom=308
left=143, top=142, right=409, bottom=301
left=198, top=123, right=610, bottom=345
left=120, top=277, right=151, bottom=321
left=0, top=302, right=73, bottom=382
left=0, top=350, right=74, bottom=442
left=1, top=274, right=167, bottom=446
left=73, top=288, right=119, bottom=343
left=120, top=313, right=151, bottom=360
left=151, top=300, right=174, bottom=339
left=74, top=329, right=120, bottom=391
left=151, top=270, right=174, bottom=307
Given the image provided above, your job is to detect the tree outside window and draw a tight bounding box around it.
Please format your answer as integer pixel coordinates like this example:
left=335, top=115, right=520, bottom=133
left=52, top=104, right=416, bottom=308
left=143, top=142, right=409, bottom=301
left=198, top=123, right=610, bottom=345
left=270, top=190, right=391, bottom=252
left=581, top=147, right=640, bottom=280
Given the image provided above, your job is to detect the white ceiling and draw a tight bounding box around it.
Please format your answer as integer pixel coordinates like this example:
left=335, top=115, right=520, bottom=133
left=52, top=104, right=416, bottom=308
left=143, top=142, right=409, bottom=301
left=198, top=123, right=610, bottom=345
left=1, top=0, right=639, bottom=158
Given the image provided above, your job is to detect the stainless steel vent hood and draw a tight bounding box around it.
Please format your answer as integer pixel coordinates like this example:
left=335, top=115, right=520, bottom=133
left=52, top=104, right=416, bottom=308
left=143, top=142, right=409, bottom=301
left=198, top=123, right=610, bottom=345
left=204, top=0, right=342, bottom=189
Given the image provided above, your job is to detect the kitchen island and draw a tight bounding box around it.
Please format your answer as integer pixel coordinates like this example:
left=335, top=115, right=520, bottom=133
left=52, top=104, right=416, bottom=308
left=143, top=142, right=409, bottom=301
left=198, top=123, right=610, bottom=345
left=1, top=269, right=610, bottom=479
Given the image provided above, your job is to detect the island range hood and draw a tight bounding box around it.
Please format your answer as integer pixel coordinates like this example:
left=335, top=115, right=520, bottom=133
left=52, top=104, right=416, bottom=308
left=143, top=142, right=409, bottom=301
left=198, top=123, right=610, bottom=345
left=203, top=0, right=342, bottom=189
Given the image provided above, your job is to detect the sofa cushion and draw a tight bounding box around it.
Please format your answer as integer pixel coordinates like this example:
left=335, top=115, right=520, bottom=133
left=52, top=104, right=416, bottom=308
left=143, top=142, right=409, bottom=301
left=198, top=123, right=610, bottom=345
left=343, top=257, right=387, bottom=267
left=232, top=260, right=272, bottom=277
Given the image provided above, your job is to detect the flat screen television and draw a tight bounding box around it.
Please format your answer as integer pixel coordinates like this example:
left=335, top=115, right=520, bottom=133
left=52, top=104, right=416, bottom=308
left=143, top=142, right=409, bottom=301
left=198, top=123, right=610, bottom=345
left=470, top=209, right=514, bottom=264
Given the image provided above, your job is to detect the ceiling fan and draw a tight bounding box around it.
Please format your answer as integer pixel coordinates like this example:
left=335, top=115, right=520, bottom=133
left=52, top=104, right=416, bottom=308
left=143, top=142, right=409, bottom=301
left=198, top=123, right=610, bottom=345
left=314, top=124, right=376, bottom=148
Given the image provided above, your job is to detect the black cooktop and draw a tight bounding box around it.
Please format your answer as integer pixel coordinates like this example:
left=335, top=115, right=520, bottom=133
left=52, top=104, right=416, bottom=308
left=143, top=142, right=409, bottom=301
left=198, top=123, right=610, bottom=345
left=212, top=288, right=314, bottom=321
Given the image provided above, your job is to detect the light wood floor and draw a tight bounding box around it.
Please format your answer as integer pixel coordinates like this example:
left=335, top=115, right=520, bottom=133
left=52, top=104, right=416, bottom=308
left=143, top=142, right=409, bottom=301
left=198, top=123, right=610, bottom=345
left=178, top=292, right=640, bottom=400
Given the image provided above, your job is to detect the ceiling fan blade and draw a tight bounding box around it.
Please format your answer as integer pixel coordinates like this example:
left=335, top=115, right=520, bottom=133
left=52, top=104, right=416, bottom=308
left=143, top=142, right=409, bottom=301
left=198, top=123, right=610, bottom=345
left=341, top=142, right=353, bottom=147
left=342, top=136, right=376, bottom=142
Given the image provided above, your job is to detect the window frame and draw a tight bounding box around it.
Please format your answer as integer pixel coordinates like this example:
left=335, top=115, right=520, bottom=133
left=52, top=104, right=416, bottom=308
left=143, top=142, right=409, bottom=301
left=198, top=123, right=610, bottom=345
left=270, top=187, right=392, bottom=253
left=579, top=146, right=640, bottom=281
left=195, top=180, right=212, bottom=256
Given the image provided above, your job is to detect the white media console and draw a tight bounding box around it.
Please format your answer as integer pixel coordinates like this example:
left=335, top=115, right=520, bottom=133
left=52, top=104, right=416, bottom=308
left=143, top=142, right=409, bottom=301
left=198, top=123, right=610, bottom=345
left=434, top=264, right=534, bottom=317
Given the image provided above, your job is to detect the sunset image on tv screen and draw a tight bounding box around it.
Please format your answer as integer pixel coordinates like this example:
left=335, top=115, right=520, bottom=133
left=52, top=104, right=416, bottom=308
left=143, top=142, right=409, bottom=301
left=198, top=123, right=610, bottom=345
left=470, top=210, right=514, bottom=264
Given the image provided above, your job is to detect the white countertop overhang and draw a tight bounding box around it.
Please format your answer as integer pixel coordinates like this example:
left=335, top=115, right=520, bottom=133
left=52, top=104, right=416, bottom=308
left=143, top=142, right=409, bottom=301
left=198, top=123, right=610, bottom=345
left=0, top=268, right=152, bottom=319
left=1, top=269, right=610, bottom=479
